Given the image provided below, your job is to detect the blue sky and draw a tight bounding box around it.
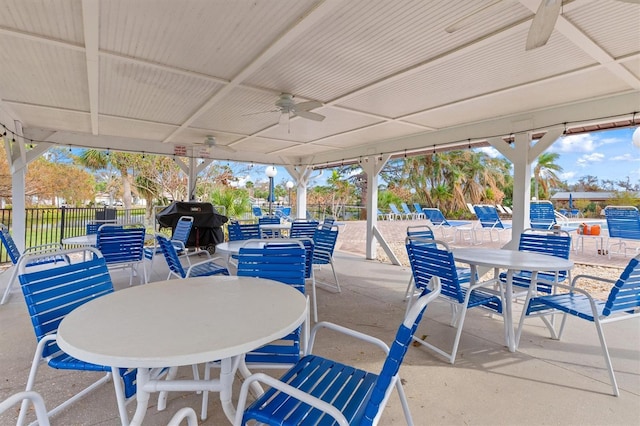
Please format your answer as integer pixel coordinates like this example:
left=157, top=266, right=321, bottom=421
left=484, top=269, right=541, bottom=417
left=478, top=127, right=640, bottom=187
left=232, top=127, right=640, bottom=189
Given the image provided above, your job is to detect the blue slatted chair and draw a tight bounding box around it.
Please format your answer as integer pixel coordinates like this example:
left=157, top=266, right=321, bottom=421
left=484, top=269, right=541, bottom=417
left=422, top=207, right=472, bottom=243
left=413, top=202, right=426, bottom=219
left=406, top=237, right=502, bottom=364
left=388, top=203, right=407, bottom=220
left=473, top=204, right=512, bottom=242
left=521, top=254, right=640, bottom=396
left=228, top=221, right=262, bottom=241
left=401, top=202, right=419, bottom=220
left=290, top=219, right=319, bottom=239
left=156, top=234, right=228, bottom=279
left=530, top=200, right=557, bottom=230
left=403, top=225, right=474, bottom=303
left=252, top=206, right=264, bottom=218
left=605, top=206, right=640, bottom=258
left=312, top=226, right=341, bottom=293
left=96, top=224, right=147, bottom=285
left=201, top=240, right=308, bottom=420
left=16, top=248, right=136, bottom=425
left=404, top=225, right=436, bottom=299
left=259, top=215, right=281, bottom=238
left=320, top=216, right=335, bottom=230
left=0, top=224, right=69, bottom=305
left=377, top=209, right=392, bottom=221
left=235, top=276, right=442, bottom=425
left=499, top=228, right=572, bottom=295
left=275, top=207, right=292, bottom=222
left=144, top=216, right=197, bottom=267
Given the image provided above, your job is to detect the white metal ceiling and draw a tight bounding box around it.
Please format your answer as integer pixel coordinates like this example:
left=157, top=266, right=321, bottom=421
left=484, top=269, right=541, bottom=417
left=0, top=0, right=637, bottom=167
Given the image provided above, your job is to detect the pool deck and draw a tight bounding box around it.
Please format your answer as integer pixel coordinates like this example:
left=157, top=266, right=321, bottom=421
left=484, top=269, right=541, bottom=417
left=0, top=220, right=638, bottom=425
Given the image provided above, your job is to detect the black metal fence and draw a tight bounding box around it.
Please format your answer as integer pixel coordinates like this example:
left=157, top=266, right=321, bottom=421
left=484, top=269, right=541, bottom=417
left=0, top=207, right=146, bottom=264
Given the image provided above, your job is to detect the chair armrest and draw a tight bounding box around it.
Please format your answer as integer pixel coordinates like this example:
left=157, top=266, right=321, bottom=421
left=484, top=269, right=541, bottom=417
left=167, top=407, right=198, bottom=426
left=185, top=257, right=226, bottom=276
left=0, top=391, right=50, bottom=426
left=306, top=321, right=389, bottom=355
left=234, top=372, right=349, bottom=426
left=24, top=242, right=63, bottom=253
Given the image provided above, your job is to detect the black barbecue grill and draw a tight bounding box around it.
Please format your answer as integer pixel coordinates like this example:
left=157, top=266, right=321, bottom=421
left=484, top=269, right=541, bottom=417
left=156, top=202, right=227, bottom=252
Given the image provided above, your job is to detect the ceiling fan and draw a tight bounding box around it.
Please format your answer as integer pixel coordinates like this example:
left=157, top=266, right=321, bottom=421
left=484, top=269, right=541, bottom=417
left=274, top=93, right=325, bottom=123
left=198, top=135, right=235, bottom=153
left=446, top=0, right=639, bottom=51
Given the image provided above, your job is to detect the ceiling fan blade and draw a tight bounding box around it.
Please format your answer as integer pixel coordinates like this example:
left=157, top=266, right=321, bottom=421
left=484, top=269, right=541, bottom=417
left=525, top=0, right=562, bottom=51
left=615, top=0, right=640, bottom=3
left=445, top=0, right=503, bottom=33
left=295, top=110, right=325, bottom=122
left=294, top=100, right=322, bottom=111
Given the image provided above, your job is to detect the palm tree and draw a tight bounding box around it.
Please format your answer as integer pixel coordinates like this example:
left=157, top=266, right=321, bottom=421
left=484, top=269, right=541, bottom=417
left=533, top=152, right=563, bottom=200
left=77, top=150, right=140, bottom=209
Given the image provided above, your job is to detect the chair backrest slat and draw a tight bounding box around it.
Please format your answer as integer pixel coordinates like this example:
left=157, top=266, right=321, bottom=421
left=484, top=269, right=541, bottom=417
left=529, top=201, right=557, bottom=230
left=518, top=229, right=571, bottom=280
left=96, top=225, right=146, bottom=264
left=407, top=225, right=434, bottom=241
left=604, top=256, right=640, bottom=315
left=290, top=220, right=319, bottom=239
left=422, top=208, right=448, bottom=226
left=605, top=206, right=640, bottom=240
left=237, top=243, right=306, bottom=292
left=474, top=205, right=506, bottom=229
left=171, top=216, right=194, bottom=246
left=0, top=224, right=22, bottom=265
left=228, top=222, right=262, bottom=241
left=406, top=238, right=463, bottom=302
left=18, top=251, right=113, bottom=358
left=312, top=228, right=338, bottom=264
left=156, top=234, right=187, bottom=278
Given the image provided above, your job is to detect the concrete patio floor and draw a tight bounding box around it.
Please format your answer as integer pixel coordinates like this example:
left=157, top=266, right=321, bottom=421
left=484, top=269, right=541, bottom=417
left=0, top=220, right=638, bottom=425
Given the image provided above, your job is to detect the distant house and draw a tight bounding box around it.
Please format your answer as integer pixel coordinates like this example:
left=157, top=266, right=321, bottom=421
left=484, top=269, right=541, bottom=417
left=551, top=192, right=640, bottom=203
left=550, top=192, right=616, bottom=202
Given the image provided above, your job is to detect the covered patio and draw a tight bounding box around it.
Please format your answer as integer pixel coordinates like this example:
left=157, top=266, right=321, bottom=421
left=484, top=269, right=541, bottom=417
left=1, top=220, right=638, bottom=424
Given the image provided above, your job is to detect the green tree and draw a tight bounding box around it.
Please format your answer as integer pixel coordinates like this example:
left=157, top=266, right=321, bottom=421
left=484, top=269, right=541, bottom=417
left=533, top=152, right=563, bottom=200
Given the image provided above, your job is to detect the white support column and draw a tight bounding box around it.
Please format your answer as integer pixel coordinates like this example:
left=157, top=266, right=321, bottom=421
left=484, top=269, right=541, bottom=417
left=285, top=165, right=313, bottom=219
left=362, top=154, right=399, bottom=264
left=7, top=121, right=27, bottom=251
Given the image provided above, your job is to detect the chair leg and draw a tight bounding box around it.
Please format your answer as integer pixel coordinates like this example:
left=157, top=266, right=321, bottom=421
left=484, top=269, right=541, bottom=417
left=329, top=259, right=341, bottom=293
left=594, top=318, right=620, bottom=396
left=403, top=274, right=416, bottom=300
left=0, top=265, right=19, bottom=305
left=110, top=367, right=130, bottom=425
left=311, top=271, right=318, bottom=322
left=394, top=376, right=415, bottom=426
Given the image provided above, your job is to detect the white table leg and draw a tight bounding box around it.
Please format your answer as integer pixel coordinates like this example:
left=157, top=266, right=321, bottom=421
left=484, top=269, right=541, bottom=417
left=130, top=368, right=152, bottom=426
left=220, top=357, right=239, bottom=422
left=504, top=270, right=515, bottom=352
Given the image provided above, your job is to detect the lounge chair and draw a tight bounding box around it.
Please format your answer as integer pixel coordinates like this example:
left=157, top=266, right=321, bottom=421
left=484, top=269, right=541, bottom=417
left=529, top=200, right=557, bottom=230
left=473, top=204, right=512, bottom=242
left=413, top=202, right=426, bottom=219
left=604, top=206, right=640, bottom=258
left=422, top=207, right=474, bottom=243
left=401, top=202, right=420, bottom=220
left=388, top=203, right=408, bottom=220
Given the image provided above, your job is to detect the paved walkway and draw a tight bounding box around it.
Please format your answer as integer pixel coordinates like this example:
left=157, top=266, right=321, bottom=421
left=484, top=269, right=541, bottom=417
left=335, top=218, right=631, bottom=269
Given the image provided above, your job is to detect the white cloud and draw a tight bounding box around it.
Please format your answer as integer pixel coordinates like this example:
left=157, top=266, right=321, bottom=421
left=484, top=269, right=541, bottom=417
left=576, top=152, right=605, bottom=167
left=551, top=134, right=597, bottom=153
left=559, top=171, right=576, bottom=180
left=611, top=153, right=640, bottom=162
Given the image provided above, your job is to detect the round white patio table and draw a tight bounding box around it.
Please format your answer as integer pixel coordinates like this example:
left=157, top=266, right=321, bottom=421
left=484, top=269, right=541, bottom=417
left=61, top=234, right=98, bottom=246
left=259, top=222, right=292, bottom=237
left=57, top=276, right=307, bottom=425
left=452, top=248, right=573, bottom=353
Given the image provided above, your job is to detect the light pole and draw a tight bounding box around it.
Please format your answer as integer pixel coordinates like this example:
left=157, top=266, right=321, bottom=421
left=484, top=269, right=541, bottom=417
left=265, top=166, right=277, bottom=215
left=286, top=181, right=294, bottom=207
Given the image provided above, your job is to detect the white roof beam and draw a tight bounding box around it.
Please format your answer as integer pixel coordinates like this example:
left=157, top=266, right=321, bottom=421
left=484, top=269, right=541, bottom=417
left=82, top=0, right=100, bottom=135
